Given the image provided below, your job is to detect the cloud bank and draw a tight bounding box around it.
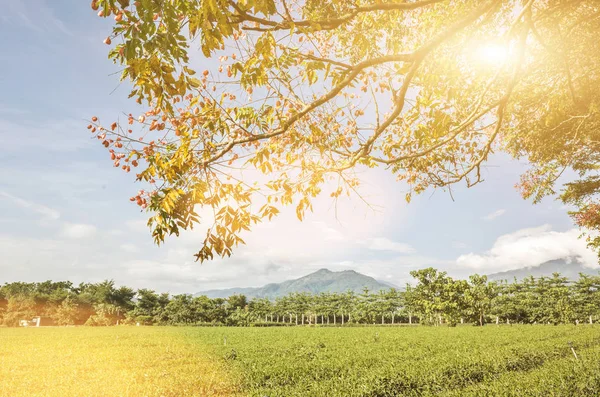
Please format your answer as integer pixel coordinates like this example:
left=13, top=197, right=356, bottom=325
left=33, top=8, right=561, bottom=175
left=456, top=225, right=599, bottom=272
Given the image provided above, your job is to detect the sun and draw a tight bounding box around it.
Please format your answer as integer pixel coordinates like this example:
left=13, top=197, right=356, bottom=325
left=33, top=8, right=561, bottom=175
left=476, top=43, right=509, bottom=66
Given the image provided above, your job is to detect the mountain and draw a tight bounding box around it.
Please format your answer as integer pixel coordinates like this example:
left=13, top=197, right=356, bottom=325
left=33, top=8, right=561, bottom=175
left=195, top=269, right=391, bottom=299
left=487, top=258, right=600, bottom=282
left=377, top=279, right=401, bottom=289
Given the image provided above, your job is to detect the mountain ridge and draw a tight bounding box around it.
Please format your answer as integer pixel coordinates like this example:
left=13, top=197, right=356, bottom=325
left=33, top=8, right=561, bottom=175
left=195, top=268, right=390, bottom=299
left=486, top=258, right=600, bottom=282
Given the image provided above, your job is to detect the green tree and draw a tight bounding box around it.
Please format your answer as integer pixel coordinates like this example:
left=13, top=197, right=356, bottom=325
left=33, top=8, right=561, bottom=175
left=162, top=294, right=197, bottom=325
left=404, top=284, right=419, bottom=324
left=339, top=291, right=356, bottom=325
left=465, top=274, right=498, bottom=326
left=128, top=289, right=170, bottom=324
left=227, top=294, right=248, bottom=311
left=408, top=268, right=447, bottom=326
left=52, top=297, right=80, bottom=326
left=543, top=273, right=574, bottom=325
left=354, top=287, right=377, bottom=324
left=86, top=303, right=124, bottom=326
left=296, top=292, right=314, bottom=325
left=228, top=306, right=253, bottom=326
left=208, top=298, right=229, bottom=323
left=225, top=294, right=250, bottom=325
left=0, top=287, right=6, bottom=321
left=1, top=296, right=36, bottom=327
left=76, top=281, right=135, bottom=324
left=572, top=274, right=600, bottom=324
left=248, top=297, right=272, bottom=323
left=441, top=278, right=469, bottom=326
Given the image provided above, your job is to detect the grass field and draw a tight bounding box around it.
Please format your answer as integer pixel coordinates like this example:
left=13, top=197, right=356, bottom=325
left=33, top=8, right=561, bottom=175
left=1, top=326, right=600, bottom=396
left=0, top=327, right=238, bottom=397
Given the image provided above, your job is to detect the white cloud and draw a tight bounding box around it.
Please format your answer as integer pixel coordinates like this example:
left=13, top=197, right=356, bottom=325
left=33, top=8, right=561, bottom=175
left=456, top=225, right=599, bottom=272
left=365, top=237, right=415, bottom=254
left=61, top=223, right=97, bottom=239
left=0, top=191, right=60, bottom=221
left=483, top=209, right=506, bottom=221
left=120, top=243, right=139, bottom=253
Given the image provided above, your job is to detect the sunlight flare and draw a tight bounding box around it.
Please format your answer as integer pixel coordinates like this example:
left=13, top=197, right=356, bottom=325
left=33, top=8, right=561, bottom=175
left=475, top=43, right=509, bottom=66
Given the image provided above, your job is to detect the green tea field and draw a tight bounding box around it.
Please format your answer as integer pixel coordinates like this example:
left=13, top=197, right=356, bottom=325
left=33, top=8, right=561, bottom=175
left=2, top=326, right=600, bottom=397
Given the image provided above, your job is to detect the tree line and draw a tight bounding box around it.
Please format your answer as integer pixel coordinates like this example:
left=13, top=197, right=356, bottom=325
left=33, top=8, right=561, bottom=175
left=1, top=268, right=599, bottom=327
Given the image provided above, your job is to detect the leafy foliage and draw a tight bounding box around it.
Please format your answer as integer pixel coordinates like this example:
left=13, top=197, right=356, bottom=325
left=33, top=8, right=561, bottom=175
left=87, top=0, right=600, bottom=260
left=53, top=297, right=79, bottom=326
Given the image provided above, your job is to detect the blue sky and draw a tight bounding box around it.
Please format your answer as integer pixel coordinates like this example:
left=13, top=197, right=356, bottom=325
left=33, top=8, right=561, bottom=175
left=0, top=1, right=597, bottom=294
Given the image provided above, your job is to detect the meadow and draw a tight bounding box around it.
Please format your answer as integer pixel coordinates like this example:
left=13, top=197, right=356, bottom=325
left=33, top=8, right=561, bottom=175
left=1, top=326, right=600, bottom=397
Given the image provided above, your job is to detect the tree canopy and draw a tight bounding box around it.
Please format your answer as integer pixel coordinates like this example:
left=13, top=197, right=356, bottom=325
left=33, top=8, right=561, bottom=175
left=88, top=0, right=600, bottom=261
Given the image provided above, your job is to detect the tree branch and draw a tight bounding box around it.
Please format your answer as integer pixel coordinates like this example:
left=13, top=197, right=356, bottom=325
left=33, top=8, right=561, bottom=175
left=236, top=0, right=446, bottom=32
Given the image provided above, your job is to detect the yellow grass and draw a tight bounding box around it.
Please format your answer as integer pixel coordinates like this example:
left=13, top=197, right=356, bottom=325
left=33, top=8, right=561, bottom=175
left=0, top=327, right=240, bottom=397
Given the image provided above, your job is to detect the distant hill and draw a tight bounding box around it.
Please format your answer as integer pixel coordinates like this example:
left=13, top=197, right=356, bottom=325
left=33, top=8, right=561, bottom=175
left=377, top=279, right=401, bottom=289
left=487, top=258, right=600, bottom=282
left=195, top=269, right=391, bottom=299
